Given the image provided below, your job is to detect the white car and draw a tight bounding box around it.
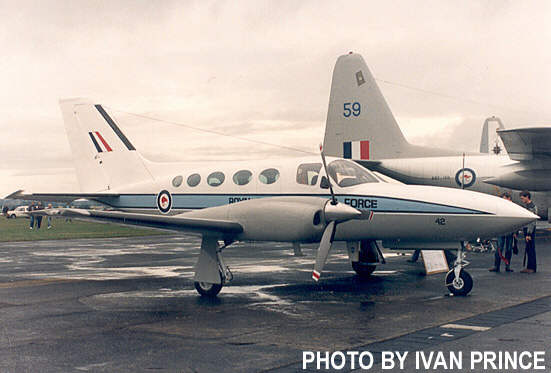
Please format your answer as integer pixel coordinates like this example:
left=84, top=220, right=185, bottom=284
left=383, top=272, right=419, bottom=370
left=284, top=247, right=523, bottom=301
left=7, top=206, right=29, bottom=219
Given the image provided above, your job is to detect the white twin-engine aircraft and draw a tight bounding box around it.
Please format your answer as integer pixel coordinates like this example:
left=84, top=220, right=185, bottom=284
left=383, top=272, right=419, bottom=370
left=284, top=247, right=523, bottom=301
left=8, top=99, right=536, bottom=297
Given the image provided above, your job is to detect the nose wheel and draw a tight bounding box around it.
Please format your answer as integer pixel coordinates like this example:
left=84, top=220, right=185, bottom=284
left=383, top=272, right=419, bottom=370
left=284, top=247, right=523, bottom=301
left=445, top=268, right=473, bottom=296
left=445, top=241, right=473, bottom=296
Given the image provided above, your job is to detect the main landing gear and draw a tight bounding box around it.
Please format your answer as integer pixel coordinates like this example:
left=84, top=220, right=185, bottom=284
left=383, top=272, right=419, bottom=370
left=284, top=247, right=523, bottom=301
left=193, top=236, right=233, bottom=297
left=348, top=240, right=382, bottom=278
left=445, top=241, right=473, bottom=296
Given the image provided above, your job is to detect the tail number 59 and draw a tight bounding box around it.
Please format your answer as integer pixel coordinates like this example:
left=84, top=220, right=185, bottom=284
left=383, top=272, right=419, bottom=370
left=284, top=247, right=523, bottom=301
left=343, top=102, right=361, bottom=117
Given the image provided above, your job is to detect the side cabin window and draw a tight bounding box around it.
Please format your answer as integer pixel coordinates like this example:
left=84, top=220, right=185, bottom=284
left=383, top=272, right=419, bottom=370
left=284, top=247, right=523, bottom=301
left=327, top=160, right=379, bottom=187
left=172, top=175, right=183, bottom=187
left=187, top=173, right=201, bottom=187
left=207, top=171, right=225, bottom=187
left=296, top=163, right=322, bottom=185
left=233, top=170, right=253, bottom=186
left=259, top=168, right=280, bottom=185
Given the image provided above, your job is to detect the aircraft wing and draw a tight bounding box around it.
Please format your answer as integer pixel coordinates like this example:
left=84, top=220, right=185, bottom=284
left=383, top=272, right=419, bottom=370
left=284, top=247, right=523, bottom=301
left=5, top=190, right=120, bottom=204
left=32, top=208, right=243, bottom=236
left=498, top=127, right=551, bottom=161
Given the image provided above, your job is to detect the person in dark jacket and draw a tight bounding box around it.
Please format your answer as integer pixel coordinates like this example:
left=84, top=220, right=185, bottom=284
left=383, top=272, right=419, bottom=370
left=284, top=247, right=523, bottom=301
left=489, top=192, right=516, bottom=272
left=28, top=202, right=36, bottom=229
left=519, top=191, right=538, bottom=273
left=36, top=202, right=44, bottom=229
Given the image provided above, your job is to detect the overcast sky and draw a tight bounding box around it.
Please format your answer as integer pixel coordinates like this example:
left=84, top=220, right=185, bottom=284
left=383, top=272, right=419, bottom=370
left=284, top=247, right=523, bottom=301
left=1, top=0, right=549, bottom=196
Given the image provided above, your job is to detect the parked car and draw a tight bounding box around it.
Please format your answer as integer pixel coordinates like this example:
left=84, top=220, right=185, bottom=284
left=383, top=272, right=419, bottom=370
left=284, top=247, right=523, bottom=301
left=7, top=206, right=29, bottom=219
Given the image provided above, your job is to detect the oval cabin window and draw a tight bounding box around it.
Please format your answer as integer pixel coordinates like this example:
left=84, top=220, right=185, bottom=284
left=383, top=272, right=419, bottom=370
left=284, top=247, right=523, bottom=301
left=187, top=173, right=201, bottom=187
left=259, top=168, right=280, bottom=185
left=233, top=170, right=252, bottom=186
left=207, top=172, right=225, bottom=187
left=172, top=175, right=183, bottom=187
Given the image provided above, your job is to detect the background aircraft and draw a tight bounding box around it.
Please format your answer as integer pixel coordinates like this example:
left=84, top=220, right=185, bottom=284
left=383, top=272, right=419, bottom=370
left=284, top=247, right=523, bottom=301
left=7, top=99, right=536, bottom=297
left=322, top=52, right=551, bottom=219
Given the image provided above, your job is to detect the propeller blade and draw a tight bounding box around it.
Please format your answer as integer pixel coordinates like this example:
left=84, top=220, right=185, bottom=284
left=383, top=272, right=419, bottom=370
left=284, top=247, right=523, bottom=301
left=319, top=144, right=337, bottom=205
left=312, top=221, right=336, bottom=281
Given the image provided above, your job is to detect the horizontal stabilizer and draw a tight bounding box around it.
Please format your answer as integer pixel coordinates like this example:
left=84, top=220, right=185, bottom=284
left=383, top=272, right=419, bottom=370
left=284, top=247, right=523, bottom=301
left=498, top=127, right=551, bottom=161
left=4, top=190, right=119, bottom=204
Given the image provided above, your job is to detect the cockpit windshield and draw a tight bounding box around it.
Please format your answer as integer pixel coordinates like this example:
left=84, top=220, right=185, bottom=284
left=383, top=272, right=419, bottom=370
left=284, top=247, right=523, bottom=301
left=327, top=160, right=379, bottom=187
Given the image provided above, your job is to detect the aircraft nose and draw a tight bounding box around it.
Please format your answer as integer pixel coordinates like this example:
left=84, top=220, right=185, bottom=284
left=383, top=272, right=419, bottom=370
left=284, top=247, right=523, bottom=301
left=495, top=198, right=539, bottom=225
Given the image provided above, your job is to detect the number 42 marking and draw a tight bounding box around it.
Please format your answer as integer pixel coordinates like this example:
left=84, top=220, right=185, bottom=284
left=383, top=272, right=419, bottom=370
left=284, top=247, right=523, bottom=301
left=343, top=102, right=361, bottom=117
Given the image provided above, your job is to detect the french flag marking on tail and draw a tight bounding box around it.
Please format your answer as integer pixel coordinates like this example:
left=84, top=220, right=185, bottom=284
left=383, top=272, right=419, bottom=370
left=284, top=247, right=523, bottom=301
left=88, top=131, right=113, bottom=153
left=343, top=140, right=370, bottom=159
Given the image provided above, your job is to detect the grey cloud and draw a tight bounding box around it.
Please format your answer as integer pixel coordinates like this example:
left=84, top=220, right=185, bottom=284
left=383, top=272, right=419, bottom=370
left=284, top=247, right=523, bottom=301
left=0, top=1, right=549, bottom=195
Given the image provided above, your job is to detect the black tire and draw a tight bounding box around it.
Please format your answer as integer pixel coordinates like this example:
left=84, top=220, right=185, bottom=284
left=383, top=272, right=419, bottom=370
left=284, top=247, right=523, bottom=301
left=352, top=262, right=376, bottom=277
left=194, top=271, right=223, bottom=297
left=446, top=269, right=473, bottom=296
left=352, top=240, right=379, bottom=278
left=8, top=214, right=16, bottom=219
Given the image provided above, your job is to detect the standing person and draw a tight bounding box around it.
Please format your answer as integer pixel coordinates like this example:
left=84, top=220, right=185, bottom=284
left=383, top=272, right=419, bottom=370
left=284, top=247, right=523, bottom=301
left=28, top=202, right=36, bottom=229
left=46, top=203, right=53, bottom=229
left=408, top=249, right=421, bottom=263
left=489, top=192, right=515, bottom=272
left=65, top=203, right=72, bottom=223
left=519, top=191, right=538, bottom=273
left=36, top=202, right=44, bottom=229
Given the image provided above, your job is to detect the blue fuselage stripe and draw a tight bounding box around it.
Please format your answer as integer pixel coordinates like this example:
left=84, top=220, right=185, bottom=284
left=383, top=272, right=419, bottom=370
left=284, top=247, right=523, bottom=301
left=95, top=193, right=488, bottom=215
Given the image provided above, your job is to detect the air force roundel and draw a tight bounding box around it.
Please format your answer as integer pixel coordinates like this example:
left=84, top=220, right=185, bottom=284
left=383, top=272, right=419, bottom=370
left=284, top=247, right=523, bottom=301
left=156, top=190, right=172, bottom=214
left=455, top=168, right=476, bottom=188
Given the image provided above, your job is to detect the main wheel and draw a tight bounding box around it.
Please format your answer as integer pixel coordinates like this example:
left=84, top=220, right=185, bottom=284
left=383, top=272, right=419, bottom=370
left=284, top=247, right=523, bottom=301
left=352, top=262, right=376, bottom=277
left=352, top=240, right=379, bottom=278
left=194, top=270, right=223, bottom=297
left=446, top=269, right=473, bottom=296
left=194, top=281, right=223, bottom=297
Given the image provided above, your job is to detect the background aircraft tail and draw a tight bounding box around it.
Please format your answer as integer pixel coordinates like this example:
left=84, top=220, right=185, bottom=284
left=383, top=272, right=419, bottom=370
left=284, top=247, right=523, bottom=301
left=60, top=98, right=154, bottom=192
left=479, top=116, right=505, bottom=154
left=322, top=53, right=460, bottom=160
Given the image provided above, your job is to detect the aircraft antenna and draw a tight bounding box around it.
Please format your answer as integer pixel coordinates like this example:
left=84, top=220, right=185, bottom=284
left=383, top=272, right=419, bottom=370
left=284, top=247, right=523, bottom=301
left=461, top=153, right=465, bottom=189
left=107, top=108, right=317, bottom=156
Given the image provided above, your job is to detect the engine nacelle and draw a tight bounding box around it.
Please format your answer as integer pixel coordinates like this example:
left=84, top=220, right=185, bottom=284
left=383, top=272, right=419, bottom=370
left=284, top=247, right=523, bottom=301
left=186, top=196, right=329, bottom=242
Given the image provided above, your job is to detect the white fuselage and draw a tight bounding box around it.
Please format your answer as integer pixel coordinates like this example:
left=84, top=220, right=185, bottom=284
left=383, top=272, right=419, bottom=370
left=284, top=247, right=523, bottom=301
left=377, top=154, right=549, bottom=219
left=91, top=156, right=535, bottom=243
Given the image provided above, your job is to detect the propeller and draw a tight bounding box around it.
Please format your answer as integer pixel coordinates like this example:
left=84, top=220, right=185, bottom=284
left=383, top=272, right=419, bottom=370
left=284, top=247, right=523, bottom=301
left=312, top=145, right=361, bottom=281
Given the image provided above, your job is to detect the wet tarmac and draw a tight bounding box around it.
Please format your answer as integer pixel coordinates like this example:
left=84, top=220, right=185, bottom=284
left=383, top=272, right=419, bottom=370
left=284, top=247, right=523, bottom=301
left=0, top=232, right=549, bottom=372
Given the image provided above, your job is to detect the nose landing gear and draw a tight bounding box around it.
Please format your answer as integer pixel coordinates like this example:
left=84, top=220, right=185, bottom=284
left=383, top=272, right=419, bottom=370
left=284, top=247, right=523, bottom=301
left=445, top=241, right=473, bottom=296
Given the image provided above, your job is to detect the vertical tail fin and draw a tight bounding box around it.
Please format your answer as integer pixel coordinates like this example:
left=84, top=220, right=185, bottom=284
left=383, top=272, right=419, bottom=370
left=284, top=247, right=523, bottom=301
left=60, top=98, right=154, bottom=192
left=322, top=53, right=411, bottom=160
left=479, top=116, right=505, bottom=154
